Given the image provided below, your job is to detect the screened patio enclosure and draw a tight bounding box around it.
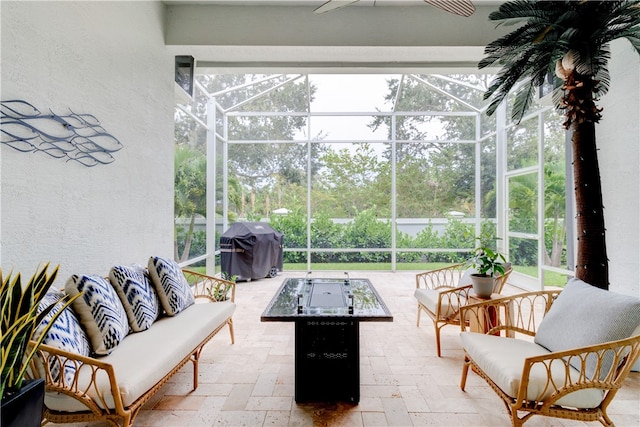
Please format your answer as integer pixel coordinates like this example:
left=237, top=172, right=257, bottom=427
left=174, top=72, right=572, bottom=288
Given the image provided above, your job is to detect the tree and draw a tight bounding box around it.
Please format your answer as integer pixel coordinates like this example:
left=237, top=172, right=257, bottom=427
left=174, top=75, right=319, bottom=240
left=198, top=74, right=322, bottom=211
left=544, top=162, right=568, bottom=267
left=174, top=145, right=206, bottom=261
left=315, top=143, right=388, bottom=217
left=370, top=75, right=494, bottom=218
left=479, top=0, right=640, bottom=289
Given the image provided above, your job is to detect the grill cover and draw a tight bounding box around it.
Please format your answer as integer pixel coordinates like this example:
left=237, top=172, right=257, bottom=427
left=220, top=222, right=284, bottom=280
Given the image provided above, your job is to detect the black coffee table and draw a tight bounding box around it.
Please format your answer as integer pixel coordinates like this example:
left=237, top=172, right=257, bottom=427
left=261, top=275, right=393, bottom=403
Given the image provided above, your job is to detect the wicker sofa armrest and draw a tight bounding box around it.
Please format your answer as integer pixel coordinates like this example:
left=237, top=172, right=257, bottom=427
left=460, top=290, right=562, bottom=337
left=182, top=269, right=236, bottom=302
left=416, top=263, right=465, bottom=291
left=30, top=341, right=126, bottom=418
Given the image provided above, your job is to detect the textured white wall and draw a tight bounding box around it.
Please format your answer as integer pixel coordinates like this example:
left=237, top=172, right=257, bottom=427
left=1, top=1, right=174, bottom=282
left=598, top=39, right=640, bottom=297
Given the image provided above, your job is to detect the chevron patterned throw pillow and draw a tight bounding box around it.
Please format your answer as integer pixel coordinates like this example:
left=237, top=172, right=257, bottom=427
left=110, top=264, right=161, bottom=332
left=147, top=256, right=195, bottom=316
left=66, top=274, right=130, bottom=355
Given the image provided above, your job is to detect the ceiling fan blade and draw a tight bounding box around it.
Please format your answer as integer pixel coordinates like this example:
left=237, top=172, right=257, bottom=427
left=424, top=0, right=475, bottom=17
left=314, top=0, right=359, bottom=15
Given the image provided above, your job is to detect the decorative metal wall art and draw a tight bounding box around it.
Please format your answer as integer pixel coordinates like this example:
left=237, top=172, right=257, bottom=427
left=1, top=100, right=122, bottom=167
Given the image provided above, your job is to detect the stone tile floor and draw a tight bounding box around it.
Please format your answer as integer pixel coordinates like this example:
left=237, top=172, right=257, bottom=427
left=54, top=271, right=640, bottom=427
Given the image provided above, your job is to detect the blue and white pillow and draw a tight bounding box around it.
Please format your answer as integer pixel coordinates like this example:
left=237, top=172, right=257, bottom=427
left=109, top=264, right=160, bottom=332
left=33, top=288, right=91, bottom=383
left=147, top=256, right=195, bottom=316
left=65, top=274, right=130, bottom=355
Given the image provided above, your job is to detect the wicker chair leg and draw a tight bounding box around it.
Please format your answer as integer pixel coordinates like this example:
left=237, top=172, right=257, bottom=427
left=511, top=410, right=524, bottom=427
left=460, top=357, right=470, bottom=390
left=121, top=413, right=133, bottom=427
left=416, top=305, right=422, bottom=327
left=191, top=349, right=201, bottom=391
left=434, top=322, right=442, bottom=357
left=599, top=412, right=614, bottom=427
left=126, top=407, right=143, bottom=427
left=228, top=318, right=235, bottom=344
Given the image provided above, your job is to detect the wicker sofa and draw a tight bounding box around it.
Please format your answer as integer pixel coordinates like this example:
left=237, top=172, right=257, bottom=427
left=459, top=279, right=640, bottom=427
left=29, top=257, right=236, bottom=427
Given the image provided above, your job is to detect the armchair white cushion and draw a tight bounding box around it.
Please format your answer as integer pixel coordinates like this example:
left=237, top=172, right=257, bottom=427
left=460, top=332, right=603, bottom=409
left=414, top=287, right=466, bottom=320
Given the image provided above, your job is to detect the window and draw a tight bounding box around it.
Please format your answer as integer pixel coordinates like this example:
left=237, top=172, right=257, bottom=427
left=174, top=73, right=572, bottom=286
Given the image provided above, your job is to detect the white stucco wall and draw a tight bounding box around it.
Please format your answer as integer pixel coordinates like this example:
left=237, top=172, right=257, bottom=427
left=598, top=39, right=640, bottom=297
left=1, top=1, right=174, bottom=281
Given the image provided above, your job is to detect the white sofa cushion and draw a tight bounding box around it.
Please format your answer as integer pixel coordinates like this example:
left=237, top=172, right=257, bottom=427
left=65, top=274, right=130, bottom=356
left=109, top=264, right=160, bottom=332
left=534, top=278, right=640, bottom=380
left=147, top=256, right=195, bottom=316
left=460, top=332, right=604, bottom=409
left=414, top=288, right=465, bottom=319
left=44, top=300, right=236, bottom=411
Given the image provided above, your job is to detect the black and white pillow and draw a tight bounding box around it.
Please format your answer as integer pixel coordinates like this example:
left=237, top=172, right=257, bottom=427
left=147, top=256, right=195, bottom=316
left=65, top=274, right=130, bottom=355
left=109, top=265, right=160, bottom=332
left=33, top=288, right=91, bottom=383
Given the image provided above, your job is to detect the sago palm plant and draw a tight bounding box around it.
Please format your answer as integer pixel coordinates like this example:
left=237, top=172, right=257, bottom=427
left=479, top=0, right=640, bottom=289
left=1, top=263, right=79, bottom=399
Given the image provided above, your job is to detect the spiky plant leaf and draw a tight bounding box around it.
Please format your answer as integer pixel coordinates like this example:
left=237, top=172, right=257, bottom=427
left=0, top=263, right=80, bottom=399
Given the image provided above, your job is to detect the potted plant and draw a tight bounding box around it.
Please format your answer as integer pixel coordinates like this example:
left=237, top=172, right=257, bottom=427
left=1, top=263, right=78, bottom=427
left=464, top=246, right=507, bottom=298
left=215, top=272, right=237, bottom=301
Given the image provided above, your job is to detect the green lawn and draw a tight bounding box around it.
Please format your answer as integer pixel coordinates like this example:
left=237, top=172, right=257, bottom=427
left=285, top=263, right=568, bottom=286
left=190, top=262, right=568, bottom=287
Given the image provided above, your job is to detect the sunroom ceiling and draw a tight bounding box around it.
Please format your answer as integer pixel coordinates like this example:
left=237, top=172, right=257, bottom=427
left=164, top=1, right=504, bottom=8
left=206, top=73, right=489, bottom=114
left=164, top=0, right=509, bottom=74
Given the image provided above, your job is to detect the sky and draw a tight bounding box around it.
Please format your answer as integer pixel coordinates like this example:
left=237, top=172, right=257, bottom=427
left=309, top=74, right=398, bottom=112
left=303, top=74, right=398, bottom=142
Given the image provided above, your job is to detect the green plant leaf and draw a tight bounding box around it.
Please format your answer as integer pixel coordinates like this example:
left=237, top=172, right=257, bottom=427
left=0, top=263, right=76, bottom=399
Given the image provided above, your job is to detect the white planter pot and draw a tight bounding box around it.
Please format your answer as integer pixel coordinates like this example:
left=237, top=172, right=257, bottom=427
left=470, top=274, right=495, bottom=298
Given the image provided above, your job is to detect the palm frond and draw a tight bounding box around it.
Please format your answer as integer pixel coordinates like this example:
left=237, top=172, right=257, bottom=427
left=512, top=80, right=538, bottom=123
left=483, top=38, right=557, bottom=117
left=485, top=64, right=525, bottom=116
left=480, top=0, right=640, bottom=121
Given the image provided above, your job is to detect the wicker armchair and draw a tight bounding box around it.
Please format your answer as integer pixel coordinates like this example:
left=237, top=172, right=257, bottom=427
left=459, top=285, right=640, bottom=427
left=414, top=263, right=512, bottom=356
